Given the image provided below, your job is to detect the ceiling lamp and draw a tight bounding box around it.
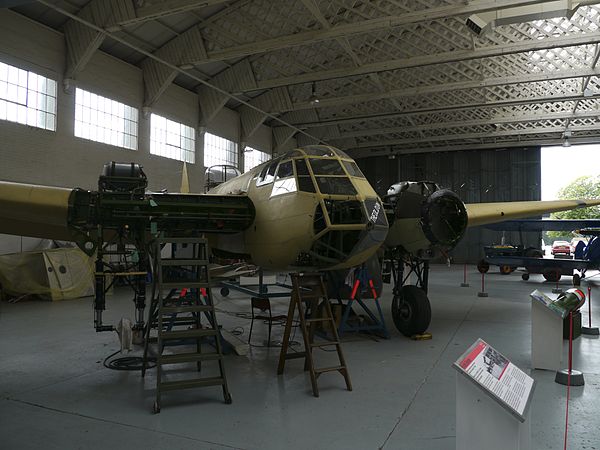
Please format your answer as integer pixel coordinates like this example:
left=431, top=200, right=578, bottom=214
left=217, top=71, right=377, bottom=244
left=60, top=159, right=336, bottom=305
left=562, top=129, right=572, bottom=147
left=309, top=82, right=319, bottom=106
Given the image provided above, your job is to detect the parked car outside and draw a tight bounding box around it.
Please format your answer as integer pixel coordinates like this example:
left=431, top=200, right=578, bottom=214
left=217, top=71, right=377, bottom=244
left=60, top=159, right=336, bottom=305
left=551, top=240, right=571, bottom=257
left=570, top=237, right=588, bottom=254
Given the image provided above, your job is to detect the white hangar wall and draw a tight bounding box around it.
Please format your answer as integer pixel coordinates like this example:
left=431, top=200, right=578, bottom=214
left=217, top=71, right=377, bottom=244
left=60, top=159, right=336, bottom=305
left=0, top=9, right=287, bottom=192
left=0, top=9, right=295, bottom=254
left=357, top=147, right=542, bottom=264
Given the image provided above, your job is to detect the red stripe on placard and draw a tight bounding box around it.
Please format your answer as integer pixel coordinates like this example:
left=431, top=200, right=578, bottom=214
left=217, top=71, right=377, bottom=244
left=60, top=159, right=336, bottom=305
left=498, top=362, right=509, bottom=380
left=459, top=341, right=487, bottom=370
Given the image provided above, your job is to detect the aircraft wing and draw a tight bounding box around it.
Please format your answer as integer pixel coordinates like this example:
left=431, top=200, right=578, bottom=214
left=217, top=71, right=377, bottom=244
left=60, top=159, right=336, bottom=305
left=466, top=199, right=600, bottom=228
left=484, top=219, right=600, bottom=232
left=0, top=181, right=74, bottom=241
left=0, top=180, right=256, bottom=247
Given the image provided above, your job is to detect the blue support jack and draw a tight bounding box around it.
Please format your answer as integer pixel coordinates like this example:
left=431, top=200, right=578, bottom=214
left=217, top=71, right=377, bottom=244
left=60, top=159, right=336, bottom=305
left=338, top=265, right=390, bottom=339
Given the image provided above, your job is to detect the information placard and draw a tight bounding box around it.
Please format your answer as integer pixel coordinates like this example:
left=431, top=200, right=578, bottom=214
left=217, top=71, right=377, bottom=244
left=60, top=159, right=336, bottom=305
left=453, top=339, right=535, bottom=422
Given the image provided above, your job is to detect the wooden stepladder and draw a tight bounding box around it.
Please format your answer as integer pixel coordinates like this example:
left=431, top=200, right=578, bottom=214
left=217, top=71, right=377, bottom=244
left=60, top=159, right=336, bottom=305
left=277, top=272, right=352, bottom=397
left=142, top=237, right=231, bottom=413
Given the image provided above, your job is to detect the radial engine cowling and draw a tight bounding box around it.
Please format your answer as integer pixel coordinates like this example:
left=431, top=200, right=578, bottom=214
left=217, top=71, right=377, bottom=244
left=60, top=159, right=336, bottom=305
left=383, top=181, right=468, bottom=258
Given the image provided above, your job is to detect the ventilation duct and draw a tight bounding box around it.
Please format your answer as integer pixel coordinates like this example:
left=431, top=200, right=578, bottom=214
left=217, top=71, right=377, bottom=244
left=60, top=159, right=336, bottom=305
left=466, top=1, right=582, bottom=37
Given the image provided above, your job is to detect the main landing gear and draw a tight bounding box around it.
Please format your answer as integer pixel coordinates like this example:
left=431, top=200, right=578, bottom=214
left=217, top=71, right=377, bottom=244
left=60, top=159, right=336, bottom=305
left=387, top=253, right=432, bottom=337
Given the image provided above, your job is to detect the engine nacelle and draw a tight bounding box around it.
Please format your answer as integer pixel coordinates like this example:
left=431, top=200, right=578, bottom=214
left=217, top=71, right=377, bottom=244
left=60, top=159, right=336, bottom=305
left=383, top=181, right=468, bottom=258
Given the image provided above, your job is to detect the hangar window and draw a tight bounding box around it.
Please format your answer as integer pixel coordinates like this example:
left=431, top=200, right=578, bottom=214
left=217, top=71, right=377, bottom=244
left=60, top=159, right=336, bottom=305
left=150, top=113, right=195, bottom=163
left=204, top=132, right=238, bottom=168
left=244, top=146, right=269, bottom=172
left=0, top=61, right=56, bottom=131
left=75, top=88, right=138, bottom=150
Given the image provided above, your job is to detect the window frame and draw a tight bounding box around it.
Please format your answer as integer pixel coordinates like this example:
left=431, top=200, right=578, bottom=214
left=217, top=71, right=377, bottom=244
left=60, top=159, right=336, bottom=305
left=74, top=87, right=138, bottom=150
left=0, top=61, right=57, bottom=131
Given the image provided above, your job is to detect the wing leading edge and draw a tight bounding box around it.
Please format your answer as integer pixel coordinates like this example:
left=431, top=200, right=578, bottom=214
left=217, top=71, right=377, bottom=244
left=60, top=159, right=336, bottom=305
left=466, top=199, right=600, bottom=228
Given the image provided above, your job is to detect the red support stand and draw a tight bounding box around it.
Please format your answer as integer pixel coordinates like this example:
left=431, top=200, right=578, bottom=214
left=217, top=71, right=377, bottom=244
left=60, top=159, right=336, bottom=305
left=552, top=270, right=562, bottom=294
left=582, top=285, right=599, bottom=335
left=460, top=263, right=470, bottom=287
left=477, top=272, right=488, bottom=297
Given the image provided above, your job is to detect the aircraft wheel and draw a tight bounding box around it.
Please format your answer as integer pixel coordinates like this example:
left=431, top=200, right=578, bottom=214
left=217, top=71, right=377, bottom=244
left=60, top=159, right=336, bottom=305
left=220, top=287, right=230, bottom=297
left=543, top=269, right=561, bottom=282
left=153, top=401, right=160, bottom=414
left=477, top=260, right=489, bottom=274
left=499, top=265, right=513, bottom=275
left=391, top=285, right=431, bottom=337
left=525, top=249, right=544, bottom=258
left=524, top=249, right=543, bottom=273
left=573, top=274, right=581, bottom=286
left=522, top=273, right=530, bottom=281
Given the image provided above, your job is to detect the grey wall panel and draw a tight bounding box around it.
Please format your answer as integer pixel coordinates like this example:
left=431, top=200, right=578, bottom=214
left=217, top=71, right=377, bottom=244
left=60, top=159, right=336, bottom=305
left=358, top=147, right=541, bottom=264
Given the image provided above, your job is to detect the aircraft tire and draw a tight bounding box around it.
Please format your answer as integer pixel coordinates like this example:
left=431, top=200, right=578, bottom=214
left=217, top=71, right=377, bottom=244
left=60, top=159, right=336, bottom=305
left=573, top=274, right=581, bottom=286
left=220, top=287, right=230, bottom=297
left=522, top=273, right=530, bottom=281
left=391, top=285, right=431, bottom=337
left=543, top=269, right=561, bottom=282
left=524, top=249, right=544, bottom=274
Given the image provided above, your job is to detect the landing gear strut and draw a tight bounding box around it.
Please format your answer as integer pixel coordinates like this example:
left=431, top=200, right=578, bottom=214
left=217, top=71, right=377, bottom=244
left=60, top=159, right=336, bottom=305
left=388, top=252, right=432, bottom=336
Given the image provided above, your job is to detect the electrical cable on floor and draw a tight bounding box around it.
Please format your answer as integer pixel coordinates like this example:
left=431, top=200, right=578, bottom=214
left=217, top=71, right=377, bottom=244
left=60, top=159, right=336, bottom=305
left=103, top=349, right=156, bottom=371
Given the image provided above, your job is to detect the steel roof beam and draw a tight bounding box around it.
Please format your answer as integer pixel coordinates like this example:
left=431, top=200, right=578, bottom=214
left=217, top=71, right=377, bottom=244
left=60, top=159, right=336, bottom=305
left=64, top=0, right=136, bottom=81
left=351, top=123, right=600, bottom=149
left=108, top=0, right=234, bottom=30
left=285, top=68, right=600, bottom=112
left=282, top=91, right=600, bottom=130
left=326, top=109, right=600, bottom=140
left=175, top=1, right=555, bottom=67
left=253, top=30, right=600, bottom=91
left=348, top=136, right=600, bottom=158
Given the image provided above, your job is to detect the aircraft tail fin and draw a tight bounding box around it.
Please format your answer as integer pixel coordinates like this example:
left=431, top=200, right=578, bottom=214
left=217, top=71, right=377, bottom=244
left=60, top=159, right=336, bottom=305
left=180, top=162, right=190, bottom=193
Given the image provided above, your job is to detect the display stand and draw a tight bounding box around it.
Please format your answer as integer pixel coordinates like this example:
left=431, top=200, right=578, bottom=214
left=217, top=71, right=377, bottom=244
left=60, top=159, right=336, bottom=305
left=454, top=339, right=535, bottom=450
left=461, top=264, right=470, bottom=287
left=582, top=286, right=599, bottom=336
left=555, top=311, right=585, bottom=386
left=531, top=298, right=563, bottom=371
left=477, top=272, right=488, bottom=297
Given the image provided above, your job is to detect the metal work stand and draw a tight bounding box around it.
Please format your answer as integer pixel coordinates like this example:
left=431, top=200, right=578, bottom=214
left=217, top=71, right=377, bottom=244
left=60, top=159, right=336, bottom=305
left=220, top=268, right=293, bottom=299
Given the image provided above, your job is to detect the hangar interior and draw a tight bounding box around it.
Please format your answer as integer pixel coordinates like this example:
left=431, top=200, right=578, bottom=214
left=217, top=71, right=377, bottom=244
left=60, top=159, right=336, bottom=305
left=1, top=1, right=600, bottom=449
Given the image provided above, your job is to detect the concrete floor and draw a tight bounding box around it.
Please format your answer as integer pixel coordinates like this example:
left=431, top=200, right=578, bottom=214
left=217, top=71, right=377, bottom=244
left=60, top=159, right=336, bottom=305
left=1, top=265, right=600, bottom=450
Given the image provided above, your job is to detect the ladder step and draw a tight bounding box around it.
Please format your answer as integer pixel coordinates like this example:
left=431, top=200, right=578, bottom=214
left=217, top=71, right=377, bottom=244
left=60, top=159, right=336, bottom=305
left=161, top=305, right=213, bottom=314
left=159, top=352, right=221, bottom=364
left=159, top=377, right=224, bottom=391
left=310, top=341, right=339, bottom=348
left=305, top=317, right=332, bottom=323
left=160, top=259, right=209, bottom=266
left=315, top=365, right=345, bottom=374
left=160, top=282, right=210, bottom=289
left=160, top=328, right=218, bottom=340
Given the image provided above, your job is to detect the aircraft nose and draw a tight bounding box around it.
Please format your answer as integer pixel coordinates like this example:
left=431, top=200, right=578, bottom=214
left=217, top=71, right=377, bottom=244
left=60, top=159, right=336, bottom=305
left=309, top=198, right=388, bottom=268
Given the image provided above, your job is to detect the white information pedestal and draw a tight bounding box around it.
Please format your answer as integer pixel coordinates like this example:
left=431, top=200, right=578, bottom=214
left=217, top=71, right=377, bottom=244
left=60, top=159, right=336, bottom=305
left=531, top=299, right=563, bottom=371
left=454, top=339, right=535, bottom=450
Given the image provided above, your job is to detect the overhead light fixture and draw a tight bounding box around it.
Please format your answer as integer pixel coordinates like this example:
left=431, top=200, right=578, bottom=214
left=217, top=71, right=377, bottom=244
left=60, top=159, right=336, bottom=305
left=309, top=82, right=319, bottom=106
left=562, top=129, right=572, bottom=147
